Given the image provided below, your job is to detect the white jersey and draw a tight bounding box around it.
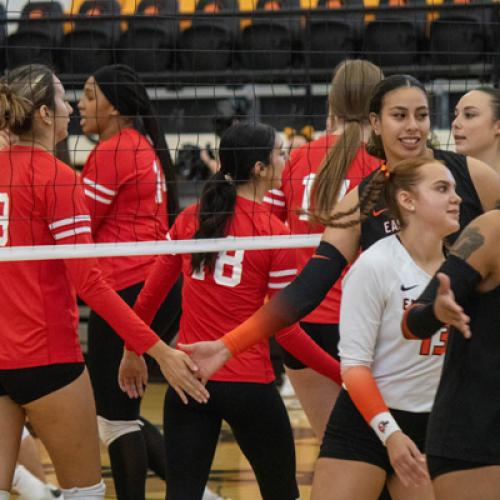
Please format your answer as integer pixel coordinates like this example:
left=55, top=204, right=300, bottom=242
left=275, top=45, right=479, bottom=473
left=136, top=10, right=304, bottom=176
left=339, top=234, right=447, bottom=412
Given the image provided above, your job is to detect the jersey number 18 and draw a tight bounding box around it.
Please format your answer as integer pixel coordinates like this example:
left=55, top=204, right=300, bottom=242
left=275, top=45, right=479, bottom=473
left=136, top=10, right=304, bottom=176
left=192, top=249, right=245, bottom=288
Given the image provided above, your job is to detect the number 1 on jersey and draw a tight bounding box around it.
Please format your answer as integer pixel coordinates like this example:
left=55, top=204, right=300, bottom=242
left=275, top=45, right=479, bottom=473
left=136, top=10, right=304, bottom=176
left=152, top=160, right=166, bottom=204
left=299, top=174, right=350, bottom=221
left=0, top=192, right=9, bottom=246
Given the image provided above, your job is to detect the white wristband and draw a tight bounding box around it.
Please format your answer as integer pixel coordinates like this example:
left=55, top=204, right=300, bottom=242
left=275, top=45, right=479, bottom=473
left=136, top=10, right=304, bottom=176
left=369, top=411, right=401, bottom=446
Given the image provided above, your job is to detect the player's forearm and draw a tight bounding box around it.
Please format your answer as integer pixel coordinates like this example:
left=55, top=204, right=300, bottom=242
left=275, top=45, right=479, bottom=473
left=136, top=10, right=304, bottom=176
left=343, top=365, right=400, bottom=445
left=222, top=241, right=348, bottom=355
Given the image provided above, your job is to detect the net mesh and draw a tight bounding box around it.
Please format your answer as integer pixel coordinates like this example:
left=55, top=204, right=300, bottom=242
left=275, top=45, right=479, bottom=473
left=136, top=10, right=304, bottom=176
left=0, top=0, right=497, bottom=261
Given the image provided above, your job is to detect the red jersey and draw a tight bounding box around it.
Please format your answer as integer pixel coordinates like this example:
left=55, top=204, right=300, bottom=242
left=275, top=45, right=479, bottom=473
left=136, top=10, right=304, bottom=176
left=134, top=196, right=341, bottom=384
left=0, top=146, right=159, bottom=369
left=82, top=128, right=168, bottom=290
left=263, top=134, right=380, bottom=324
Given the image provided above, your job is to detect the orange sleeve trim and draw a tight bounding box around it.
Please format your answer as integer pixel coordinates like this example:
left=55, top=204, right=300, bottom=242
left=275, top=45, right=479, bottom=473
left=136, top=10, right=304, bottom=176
left=221, top=303, right=289, bottom=356
left=342, top=365, right=388, bottom=424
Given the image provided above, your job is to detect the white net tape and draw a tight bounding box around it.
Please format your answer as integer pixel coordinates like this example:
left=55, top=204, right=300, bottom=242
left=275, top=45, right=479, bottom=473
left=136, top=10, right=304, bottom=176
left=0, top=234, right=322, bottom=262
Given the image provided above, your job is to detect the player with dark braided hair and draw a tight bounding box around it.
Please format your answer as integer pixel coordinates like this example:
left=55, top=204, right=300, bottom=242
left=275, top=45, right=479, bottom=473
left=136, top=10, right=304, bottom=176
left=78, top=64, right=183, bottom=500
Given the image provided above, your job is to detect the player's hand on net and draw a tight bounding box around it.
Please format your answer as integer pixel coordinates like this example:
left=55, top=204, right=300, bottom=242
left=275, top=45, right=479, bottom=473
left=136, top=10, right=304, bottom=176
left=118, top=349, right=148, bottom=399
left=434, top=272, right=471, bottom=338
left=149, top=341, right=209, bottom=404
left=178, top=339, right=232, bottom=382
left=386, top=431, right=430, bottom=488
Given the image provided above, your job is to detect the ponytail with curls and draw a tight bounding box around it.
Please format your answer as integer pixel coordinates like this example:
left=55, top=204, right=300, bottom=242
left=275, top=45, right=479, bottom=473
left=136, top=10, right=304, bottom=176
left=320, top=157, right=438, bottom=229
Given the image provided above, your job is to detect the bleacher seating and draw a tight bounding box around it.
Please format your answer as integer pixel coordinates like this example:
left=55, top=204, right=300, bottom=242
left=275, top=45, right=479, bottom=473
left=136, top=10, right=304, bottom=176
left=240, top=0, right=301, bottom=70
left=304, top=0, right=364, bottom=69
left=6, top=1, right=63, bottom=69
left=60, top=0, right=121, bottom=73
left=429, top=0, right=494, bottom=66
left=363, top=0, right=426, bottom=67
left=179, top=0, right=239, bottom=71
left=0, top=4, right=6, bottom=71
left=118, top=0, right=178, bottom=72
left=0, top=0, right=497, bottom=82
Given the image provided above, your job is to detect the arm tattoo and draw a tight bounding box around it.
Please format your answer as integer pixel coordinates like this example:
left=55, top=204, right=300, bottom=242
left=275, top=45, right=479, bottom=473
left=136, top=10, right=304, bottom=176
left=450, top=226, right=485, bottom=260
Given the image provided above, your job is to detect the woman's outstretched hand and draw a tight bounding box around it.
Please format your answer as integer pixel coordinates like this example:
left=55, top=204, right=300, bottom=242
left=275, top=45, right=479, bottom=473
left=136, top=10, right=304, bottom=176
left=146, top=341, right=210, bottom=404
left=178, top=339, right=232, bottom=382
left=386, top=431, right=430, bottom=488
left=434, top=272, right=471, bottom=338
left=118, top=349, right=148, bottom=399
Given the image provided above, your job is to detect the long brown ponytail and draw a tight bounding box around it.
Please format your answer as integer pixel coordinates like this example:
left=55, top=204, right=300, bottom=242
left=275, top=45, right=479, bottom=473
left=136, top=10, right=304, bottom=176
left=309, top=60, right=383, bottom=223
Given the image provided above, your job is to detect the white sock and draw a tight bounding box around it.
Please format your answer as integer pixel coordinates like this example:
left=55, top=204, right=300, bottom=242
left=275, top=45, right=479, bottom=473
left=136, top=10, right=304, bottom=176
left=0, top=490, right=9, bottom=500
left=12, top=464, right=49, bottom=499
left=61, top=480, right=105, bottom=499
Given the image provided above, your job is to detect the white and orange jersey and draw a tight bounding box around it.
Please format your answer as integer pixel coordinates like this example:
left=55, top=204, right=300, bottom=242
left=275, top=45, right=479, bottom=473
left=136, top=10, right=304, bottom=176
left=82, top=128, right=168, bottom=290
left=264, top=134, right=379, bottom=324
left=339, top=234, right=447, bottom=412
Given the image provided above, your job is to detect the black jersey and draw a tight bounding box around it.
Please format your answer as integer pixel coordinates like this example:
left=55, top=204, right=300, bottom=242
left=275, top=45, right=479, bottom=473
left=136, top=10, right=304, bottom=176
left=426, top=285, right=500, bottom=463
left=358, top=150, right=483, bottom=251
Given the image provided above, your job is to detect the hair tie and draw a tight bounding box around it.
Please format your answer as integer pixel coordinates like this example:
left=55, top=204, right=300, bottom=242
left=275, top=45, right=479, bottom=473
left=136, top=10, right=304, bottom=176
left=299, top=125, right=315, bottom=141
left=380, top=163, right=390, bottom=179
left=283, top=127, right=296, bottom=140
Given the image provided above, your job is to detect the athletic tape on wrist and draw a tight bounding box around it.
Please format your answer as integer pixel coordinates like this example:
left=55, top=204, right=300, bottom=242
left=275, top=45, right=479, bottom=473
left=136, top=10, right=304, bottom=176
left=370, top=411, right=401, bottom=445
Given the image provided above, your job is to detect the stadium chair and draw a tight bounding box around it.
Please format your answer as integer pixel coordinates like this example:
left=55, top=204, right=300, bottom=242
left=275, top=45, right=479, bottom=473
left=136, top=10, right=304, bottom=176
left=0, top=4, right=6, bottom=71
left=179, top=0, right=239, bottom=72
left=60, top=0, right=121, bottom=74
left=304, top=0, right=364, bottom=69
left=363, top=0, right=426, bottom=67
left=240, top=0, right=301, bottom=71
left=493, top=3, right=500, bottom=85
left=429, top=0, right=492, bottom=66
left=6, top=1, right=64, bottom=69
left=118, top=0, right=178, bottom=72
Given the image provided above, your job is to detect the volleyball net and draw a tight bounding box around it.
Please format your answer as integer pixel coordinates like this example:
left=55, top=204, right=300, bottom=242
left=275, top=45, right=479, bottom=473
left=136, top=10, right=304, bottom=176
left=0, top=234, right=323, bottom=261
left=0, top=0, right=498, bottom=263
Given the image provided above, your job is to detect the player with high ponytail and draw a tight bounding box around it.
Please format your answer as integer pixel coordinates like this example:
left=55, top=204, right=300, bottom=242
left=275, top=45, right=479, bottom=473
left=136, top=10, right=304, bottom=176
left=264, top=59, right=382, bottom=440
left=130, top=122, right=342, bottom=500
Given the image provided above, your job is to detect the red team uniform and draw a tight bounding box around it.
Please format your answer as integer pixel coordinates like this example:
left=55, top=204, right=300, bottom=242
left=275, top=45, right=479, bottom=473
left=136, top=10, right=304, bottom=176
left=80, top=128, right=178, bottom=428
left=133, top=195, right=340, bottom=500
left=81, top=128, right=168, bottom=289
left=134, top=196, right=341, bottom=383
left=0, top=146, right=159, bottom=371
left=264, top=134, right=379, bottom=325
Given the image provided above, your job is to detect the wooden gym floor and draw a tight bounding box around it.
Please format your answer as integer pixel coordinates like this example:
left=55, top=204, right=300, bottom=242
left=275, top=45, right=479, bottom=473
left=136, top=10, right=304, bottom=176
left=36, top=382, right=318, bottom=499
